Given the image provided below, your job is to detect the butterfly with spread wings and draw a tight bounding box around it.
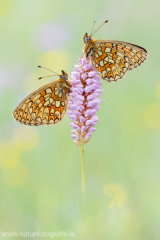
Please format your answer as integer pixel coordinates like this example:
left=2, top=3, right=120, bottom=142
left=82, top=20, right=148, bottom=82
left=13, top=67, right=71, bottom=126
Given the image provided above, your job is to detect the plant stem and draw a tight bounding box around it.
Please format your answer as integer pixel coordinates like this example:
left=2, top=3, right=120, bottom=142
left=80, top=141, right=86, bottom=222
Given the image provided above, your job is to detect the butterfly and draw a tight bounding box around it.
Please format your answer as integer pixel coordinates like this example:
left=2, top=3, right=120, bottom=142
left=82, top=20, right=148, bottom=82
left=13, top=67, right=71, bottom=126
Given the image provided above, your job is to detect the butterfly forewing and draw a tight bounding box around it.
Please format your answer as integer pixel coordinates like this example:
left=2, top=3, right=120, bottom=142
left=84, top=36, right=148, bottom=82
left=91, top=44, right=130, bottom=82
left=27, top=83, right=68, bottom=125
left=100, top=41, right=148, bottom=70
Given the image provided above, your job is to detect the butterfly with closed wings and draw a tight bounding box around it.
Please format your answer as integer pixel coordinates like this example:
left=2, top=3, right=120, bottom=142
left=82, top=20, right=148, bottom=82
left=13, top=67, right=71, bottom=126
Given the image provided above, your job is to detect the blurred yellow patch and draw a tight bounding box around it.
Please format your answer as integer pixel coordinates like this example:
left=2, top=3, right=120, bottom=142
left=144, top=103, right=160, bottom=129
left=103, top=183, right=127, bottom=208
left=0, top=142, right=21, bottom=169
left=40, top=50, right=70, bottom=74
left=0, top=127, right=39, bottom=171
left=156, top=81, right=160, bottom=100
left=120, top=211, right=141, bottom=237
left=23, top=73, right=41, bottom=92
left=13, top=126, right=39, bottom=151
left=0, top=0, right=13, bottom=17
left=3, top=163, right=29, bottom=187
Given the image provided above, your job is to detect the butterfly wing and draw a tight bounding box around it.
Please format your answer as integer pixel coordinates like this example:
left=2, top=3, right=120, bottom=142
left=13, top=91, right=41, bottom=126
left=90, top=40, right=147, bottom=82
left=27, top=81, right=68, bottom=125
left=101, top=40, right=148, bottom=70
left=13, top=81, right=68, bottom=126
left=91, top=44, right=130, bottom=82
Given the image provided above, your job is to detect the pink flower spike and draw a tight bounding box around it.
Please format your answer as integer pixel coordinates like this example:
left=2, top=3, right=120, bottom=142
left=88, top=71, right=97, bottom=77
left=69, top=92, right=78, bottom=98
left=69, top=115, right=77, bottom=121
left=77, top=95, right=85, bottom=101
left=81, top=126, right=87, bottom=132
left=90, top=109, right=97, bottom=115
left=86, top=78, right=94, bottom=84
left=71, top=134, right=79, bottom=140
left=86, top=95, right=94, bottom=101
left=94, top=105, right=101, bottom=111
left=71, top=72, right=80, bottom=78
left=68, top=104, right=77, bottom=110
left=94, top=89, right=103, bottom=93
left=77, top=105, right=84, bottom=112
left=87, top=99, right=101, bottom=108
left=71, top=129, right=77, bottom=134
left=71, top=79, right=81, bottom=84
left=84, top=109, right=91, bottom=117
left=69, top=123, right=80, bottom=130
left=80, top=116, right=85, bottom=123
left=85, top=86, right=93, bottom=93
left=85, top=132, right=92, bottom=139
left=74, top=65, right=83, bottom=73
left=76, top=88, right=84, bottom=95
left=81, top=73, right=87, bottom=80
left=83, top=62, right=93, bottom=71
left=88, top=127, right=96, bottom=132
left=92, top=93, right=101, bottom=98
left=68, top=56, right=102, bottom=146
left=85, top=120, right=93, bottom=126
left=91, top=116, right=99, bottom=122
left=94, top=75, right=101, bottom=81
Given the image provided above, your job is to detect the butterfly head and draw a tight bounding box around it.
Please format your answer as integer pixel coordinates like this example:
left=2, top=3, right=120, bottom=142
left=83, top=33, right=93, bottom=44
left=60, top=70, right=71, bottom=92
left=83, top=20, right=109, bottom=44
left=60, top=70, right=68, bottom=81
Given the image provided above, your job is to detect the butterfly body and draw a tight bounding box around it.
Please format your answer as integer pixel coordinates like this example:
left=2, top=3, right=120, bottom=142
left=83, top=33, right=148, bottom=82
left=13, top=70, right=71, bottom=126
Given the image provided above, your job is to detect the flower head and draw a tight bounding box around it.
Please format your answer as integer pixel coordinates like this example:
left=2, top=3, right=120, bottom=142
left=68, top=56, right=103, bottom=146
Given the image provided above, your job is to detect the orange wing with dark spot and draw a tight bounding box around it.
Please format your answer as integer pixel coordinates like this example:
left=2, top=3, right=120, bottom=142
left=91, top=40, right=147, bottom=82
left=91, top=44, right=130, bottom=82
left=13, top=90, right=41, bottom=126
left=27, top=84, right=68, bottom=125
left=13, top=100, right=40, bottom=126
left=13, top=81, right=69, bottom=126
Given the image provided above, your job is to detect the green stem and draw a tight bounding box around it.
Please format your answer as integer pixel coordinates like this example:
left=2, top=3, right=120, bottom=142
left=80, top=141, right=86, bottom=223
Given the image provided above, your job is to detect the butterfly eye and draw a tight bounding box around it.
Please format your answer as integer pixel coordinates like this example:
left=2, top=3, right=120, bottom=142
left=86, top=37, right=91, bottom=42
left=61, top=75, right=66, bottom=80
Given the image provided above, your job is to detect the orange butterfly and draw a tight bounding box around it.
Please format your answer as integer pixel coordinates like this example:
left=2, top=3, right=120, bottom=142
left=82, top=20, right=148, bottom=82
left=13, top=67, right=71, bottom=126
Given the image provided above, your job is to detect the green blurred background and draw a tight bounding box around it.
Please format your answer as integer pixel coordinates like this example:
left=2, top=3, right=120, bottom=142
left=0, top=0, right=160, bottom=239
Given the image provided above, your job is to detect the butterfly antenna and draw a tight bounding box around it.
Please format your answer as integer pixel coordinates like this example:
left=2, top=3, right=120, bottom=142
left=38, top=75, right=58, bottom=80
left=90, top=21, right=96, bottom=35
left=91, top=20, right=109, bottom=36
left=37, top=66, right=59, bottom=75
